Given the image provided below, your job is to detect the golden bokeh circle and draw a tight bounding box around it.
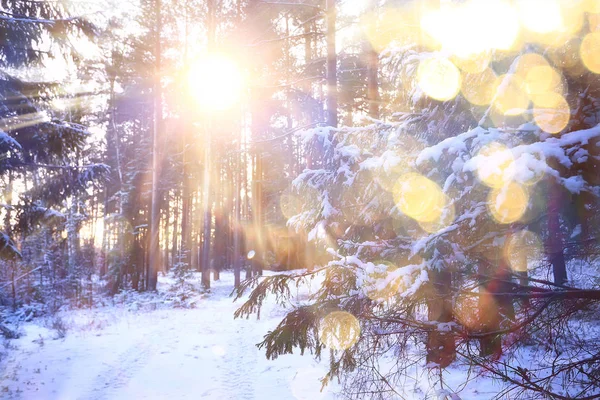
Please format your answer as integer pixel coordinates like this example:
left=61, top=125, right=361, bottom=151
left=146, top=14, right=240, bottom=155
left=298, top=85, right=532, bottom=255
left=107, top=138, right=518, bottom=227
left=418, top=197, right=456, bottom=233
left=514, top=53, right=550, bottom=78
left=525, top=65, right=565, bottom=105
left=280, top=192, right=303, bottom=220
left=584, top=0, right=600, bottom=14
left=580, top=32, right=600, bottom=74
left=476, top=143, right=516, bottom=189
left=488, top=182, right=529, bottom=224
left=533, top=93, right=571, bottom=134
left=461, top=68, right=499, bottom=106
left=453, top=51, right=491, bottom=74
left=319, top=311, right=361, bottom=351
left=493, top=74, right=530, bottom=116
left=393, top=173, right=444, bottom=223
left=518, top=0, right=564, bottom=35
left=504, top=230, right=543, bottom=272
left=417, top=57, right=462, bottom=101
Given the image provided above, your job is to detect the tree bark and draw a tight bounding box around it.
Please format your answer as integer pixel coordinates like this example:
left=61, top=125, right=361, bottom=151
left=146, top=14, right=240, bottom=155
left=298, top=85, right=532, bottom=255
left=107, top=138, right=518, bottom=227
left=547, top=180, right=567, bottom=286
left=426, top=269, right=455, bottom=368
left=201, top=146, right=212, bottom=289
left=476, top=245, right=517, bottom=358
left=364, top=0, right=379, bottom=122
left=147, top=0, right=162, bottom=291
left=326, top=0, right=337, bottom=128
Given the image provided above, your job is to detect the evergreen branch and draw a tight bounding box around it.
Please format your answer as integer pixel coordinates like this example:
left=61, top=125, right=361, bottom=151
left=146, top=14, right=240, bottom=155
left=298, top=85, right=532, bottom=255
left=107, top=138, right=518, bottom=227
left=0, top=10, right=93, bottom=25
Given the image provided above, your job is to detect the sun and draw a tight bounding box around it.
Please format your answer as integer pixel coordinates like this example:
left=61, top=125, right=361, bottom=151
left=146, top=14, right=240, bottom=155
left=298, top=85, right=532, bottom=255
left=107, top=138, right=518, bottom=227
left=187, top=54, right=244, bottom=111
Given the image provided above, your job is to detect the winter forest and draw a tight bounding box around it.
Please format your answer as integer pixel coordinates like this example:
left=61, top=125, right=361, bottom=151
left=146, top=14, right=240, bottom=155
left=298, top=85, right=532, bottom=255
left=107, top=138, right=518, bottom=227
left=0, top=0, right=600, bottom=398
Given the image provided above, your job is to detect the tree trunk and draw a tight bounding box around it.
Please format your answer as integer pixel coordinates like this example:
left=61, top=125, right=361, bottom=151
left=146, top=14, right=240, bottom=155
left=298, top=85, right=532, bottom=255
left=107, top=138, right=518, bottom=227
left=180, top=125, right=191, bottom=268
left=162, top=192, right=170, bottom=272
left=147, top=0, right=162, bottom=291
left=326, top=0, right=337, bottom=128
left=171, top=190, right=179, bottom=268
left=426, top=269, right=455, bottom=368
left=233, top=130, right=242, bottom=288
left=364, top=0, right=379, bottom=120
left=546, top=180, right=567, bottom=285
left=251, top=152, right=264, bottom=277
left=201, top=150, right=212, bottom=289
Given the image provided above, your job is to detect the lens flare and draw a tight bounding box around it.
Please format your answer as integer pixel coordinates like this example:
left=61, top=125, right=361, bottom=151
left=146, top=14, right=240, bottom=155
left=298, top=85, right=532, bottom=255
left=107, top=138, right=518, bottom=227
left=280, top=192, right=303, bottom=219
left=454, top=293, right=480, bottom=329
left=476, top=143, right=516, bottom=188
left=589, top=12, right=600, bottom=32
left=493, top=74, right=530, bottom=116
left=585, top=0, right=600, bottom=13
left=319, top=311, right=361, bottom=351
left=419, top=199, right=456, bottom=233
left=417, top=57, right=461, bottom=101
left=485, top=0, right=521, bottom=51
left=188, top=54, right=243, bottom=111
left=533, top=93, right=571, bottom=134
left=515, top=53, right=550, bottom=73
left=504, top=230, right=543, bottom=272
left=581, top=32, right=600, bottom=74
left=393, top=173, right=445, bottom=223
left=461, top=68, right=499, bottom=106
left=518, top=0, right=564, bottom=34
left=488, top=182, right=529, bottom=224
left=525, top=66, right=565, bottom=105
left=453, top=51, right=491, bottom=74
left=421, top=0, right=520, bottom=55
left=361, top=7, right=423, bottom=52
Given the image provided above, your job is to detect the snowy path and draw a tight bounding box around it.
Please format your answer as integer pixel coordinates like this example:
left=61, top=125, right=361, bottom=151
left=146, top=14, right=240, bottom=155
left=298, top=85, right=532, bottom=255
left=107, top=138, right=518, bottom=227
left=0, top=274, right=335, bottom=400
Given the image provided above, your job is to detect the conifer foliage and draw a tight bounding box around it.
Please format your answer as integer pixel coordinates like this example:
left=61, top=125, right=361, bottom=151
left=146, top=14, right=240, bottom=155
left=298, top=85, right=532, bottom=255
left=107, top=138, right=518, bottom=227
left=236, top=2, right=600, bottom=398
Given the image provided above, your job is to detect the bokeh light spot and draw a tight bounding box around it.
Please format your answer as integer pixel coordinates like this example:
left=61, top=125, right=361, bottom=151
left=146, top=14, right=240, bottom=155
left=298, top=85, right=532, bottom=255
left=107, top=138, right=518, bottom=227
left=461, top=68, right=499, bottom=106
left=486, top=1, right=521, bottom=51
left=585, top=0, right=600, bottom=13
left=493, top=74, right=530, bottom=116
left=580, top=32, right=600, bottom=74
left=518, top=0, right=564, bottom=34
left=418, top=198, right=455, bottom=233
left=361, top=7, right=424, bottom=52
left=504, top=230, right=543, bottom=272
left=421, top=0, right=519, bottom=55
left=393, top=173, right=445, bottom=223
left=280, top=192, right=303, bottom=220
left=533, top=93, right=570, bottom=134
left=417, top=57, right=461, bottom=101
left=319, top=311, right=360, bottom=351
left=476, top=143, right=516, bottom=189
left=488, top=182, right=529, bottom=224
left=525, top=65, right=565, bottom=105
left=453, top=51, right=491, bottom=74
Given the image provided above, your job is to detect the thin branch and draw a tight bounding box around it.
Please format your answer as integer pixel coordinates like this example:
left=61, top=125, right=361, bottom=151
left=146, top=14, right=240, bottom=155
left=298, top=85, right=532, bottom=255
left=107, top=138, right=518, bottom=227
left=250, top=122, right=327, bottom=144
left=258, top=1, right=322, bottom=10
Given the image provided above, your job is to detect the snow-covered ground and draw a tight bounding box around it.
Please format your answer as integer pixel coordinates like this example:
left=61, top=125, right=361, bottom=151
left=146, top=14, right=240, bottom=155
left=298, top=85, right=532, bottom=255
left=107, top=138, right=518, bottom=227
left=0, top=272, right=336, bottom=400
left=0, top=270, right=550, bottom=400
